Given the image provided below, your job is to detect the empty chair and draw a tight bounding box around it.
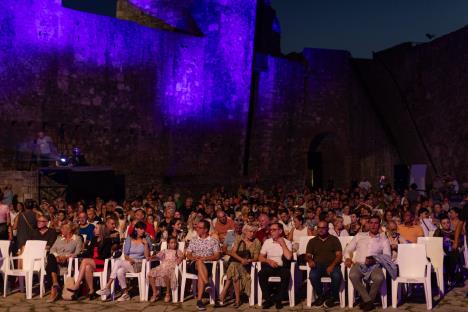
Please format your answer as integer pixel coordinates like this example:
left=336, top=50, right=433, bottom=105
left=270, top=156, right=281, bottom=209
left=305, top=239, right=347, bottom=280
left=3, top=240, right=47, bottom=299
left=392, top=244, right=432, bottom=310
left=417, top=237, right=444, bottom=296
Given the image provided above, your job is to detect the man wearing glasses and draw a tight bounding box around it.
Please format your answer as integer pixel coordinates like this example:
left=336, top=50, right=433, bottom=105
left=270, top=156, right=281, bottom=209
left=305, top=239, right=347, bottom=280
left=305, top=221, right=343, bottom=308
left=34, top=215, right=57, bottom=250
left=186, top=220, right=221, bottom=311
left=258, top=222, right=293, bottom=309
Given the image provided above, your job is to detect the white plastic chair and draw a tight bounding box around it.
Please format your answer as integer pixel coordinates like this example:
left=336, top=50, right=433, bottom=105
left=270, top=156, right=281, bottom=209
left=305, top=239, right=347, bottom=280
left=417, top=237, right=444, bottom=296
left=3, top=240, right=47, bottom=299
left=292, top=236, right=313, bottom=305
left=144, top=241, right=185, bottom=302
left=110, top=241, right=147, bottom=301
left=0, top=240, right=11, bottom=283
left=306, top=236, right=353, bottom=308
left=257, top=261, right=296, bottom=307
left=180, top=259, right=217, bottom=304
left=392, top=244, right=432, bottom=310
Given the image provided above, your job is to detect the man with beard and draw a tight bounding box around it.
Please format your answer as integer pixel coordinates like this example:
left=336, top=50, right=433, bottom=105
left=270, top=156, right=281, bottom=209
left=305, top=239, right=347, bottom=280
left=345, top=216, right=391, bottom=311
left=306, top=221, right=343, bottom=308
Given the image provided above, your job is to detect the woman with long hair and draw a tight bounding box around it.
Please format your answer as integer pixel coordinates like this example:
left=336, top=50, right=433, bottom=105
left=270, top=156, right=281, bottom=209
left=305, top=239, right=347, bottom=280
left=97, top=221, right=150, bottom=301
left=66, top=223, right=114, bottom=299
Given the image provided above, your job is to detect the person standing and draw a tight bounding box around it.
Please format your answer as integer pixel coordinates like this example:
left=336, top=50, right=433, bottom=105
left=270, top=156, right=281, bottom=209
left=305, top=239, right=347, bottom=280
left=13, top=199, right=37, bottom=252
left=434, top=216, right=463, bottom=287
left=0, top=193, right=11, bottom=240
left=258, top=222, right=293, bottom=309
left=34, top=131, right=55, bottom=167
left=305, top=221, right=343, bottom=308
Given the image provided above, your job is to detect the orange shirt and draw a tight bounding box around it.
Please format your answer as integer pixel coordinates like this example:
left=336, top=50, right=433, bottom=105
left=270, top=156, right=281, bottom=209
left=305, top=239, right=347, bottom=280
left=397, top=224, right=424, bottom=243
left=214, top=217, right=235, bottom=241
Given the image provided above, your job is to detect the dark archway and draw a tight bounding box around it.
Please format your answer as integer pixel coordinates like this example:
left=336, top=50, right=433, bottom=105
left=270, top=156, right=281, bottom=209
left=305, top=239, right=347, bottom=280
left=307, top=132, right=345, bottom=189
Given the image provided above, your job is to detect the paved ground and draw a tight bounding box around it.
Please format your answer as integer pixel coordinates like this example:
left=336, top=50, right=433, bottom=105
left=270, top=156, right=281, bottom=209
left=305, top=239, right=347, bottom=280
left=0, top=283, right=467, bottom=312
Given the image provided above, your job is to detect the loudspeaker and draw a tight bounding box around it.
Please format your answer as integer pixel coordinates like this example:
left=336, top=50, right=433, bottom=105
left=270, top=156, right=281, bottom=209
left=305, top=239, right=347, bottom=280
left=394, top=164, right=409, bottom=194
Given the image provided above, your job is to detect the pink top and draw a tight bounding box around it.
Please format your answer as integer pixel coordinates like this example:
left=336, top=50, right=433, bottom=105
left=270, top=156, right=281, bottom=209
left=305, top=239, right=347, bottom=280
left=0, top=204, right=10, bottom=224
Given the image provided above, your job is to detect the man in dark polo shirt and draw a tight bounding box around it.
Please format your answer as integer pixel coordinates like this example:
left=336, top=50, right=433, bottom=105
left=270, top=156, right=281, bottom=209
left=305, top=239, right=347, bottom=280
left=305, top=220, right=343, bottom=308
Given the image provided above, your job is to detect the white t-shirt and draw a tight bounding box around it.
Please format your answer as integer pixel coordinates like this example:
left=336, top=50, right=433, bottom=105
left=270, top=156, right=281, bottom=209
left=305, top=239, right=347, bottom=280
left=342, top=214, right=351, bottom=226
left=260, top=238, right=293, bottom=267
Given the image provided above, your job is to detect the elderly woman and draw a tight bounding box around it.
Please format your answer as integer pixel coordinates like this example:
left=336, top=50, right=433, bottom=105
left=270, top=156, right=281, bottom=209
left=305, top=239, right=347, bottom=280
left=46, top=223, right=83, bottom=302
left=329, top=216, right=349, bottom=237
left=97, top=221, right=150, bottom=301
left=217, top=224, right=261, bottom=308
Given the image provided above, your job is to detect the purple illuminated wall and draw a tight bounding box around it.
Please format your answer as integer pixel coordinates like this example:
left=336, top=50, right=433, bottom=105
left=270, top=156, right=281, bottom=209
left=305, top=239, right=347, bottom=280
left=0, top=0, right=256, bottom=192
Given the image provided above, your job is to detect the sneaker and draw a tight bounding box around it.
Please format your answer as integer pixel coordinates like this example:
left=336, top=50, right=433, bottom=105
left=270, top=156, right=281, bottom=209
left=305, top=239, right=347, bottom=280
left=275, top=302, right=283, bottom=309
left=214, top=300, right=226, bottom=307
left=117, top=293, right=130, bottom=302
left=312, top=296, right=326, bottom=307
left=96, top=288, right=111, bottom=296
left=324, top=298, right=337, bottom=308
left=197, top=300, right=206, bottom=311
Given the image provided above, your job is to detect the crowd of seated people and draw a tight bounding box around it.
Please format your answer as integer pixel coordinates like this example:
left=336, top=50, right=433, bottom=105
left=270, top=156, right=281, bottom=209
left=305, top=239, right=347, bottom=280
left=0, top=178, right=467, bottom=310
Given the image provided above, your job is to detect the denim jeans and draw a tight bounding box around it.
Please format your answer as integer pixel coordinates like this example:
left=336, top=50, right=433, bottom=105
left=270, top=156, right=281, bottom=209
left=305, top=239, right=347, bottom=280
left=309, top=263, right=342, bottom=300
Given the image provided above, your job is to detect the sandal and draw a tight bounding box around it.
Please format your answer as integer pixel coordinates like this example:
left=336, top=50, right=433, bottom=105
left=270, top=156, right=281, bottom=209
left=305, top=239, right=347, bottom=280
left=150, top=294, right=160, bottom=303
left=46, top=285, right=61, bottom=303
left=164, top=294, right=171, bottom=303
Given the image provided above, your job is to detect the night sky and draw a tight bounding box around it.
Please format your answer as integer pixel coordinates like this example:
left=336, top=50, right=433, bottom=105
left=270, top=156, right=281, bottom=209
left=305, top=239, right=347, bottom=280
left=271, top=0, right=468, bottom=58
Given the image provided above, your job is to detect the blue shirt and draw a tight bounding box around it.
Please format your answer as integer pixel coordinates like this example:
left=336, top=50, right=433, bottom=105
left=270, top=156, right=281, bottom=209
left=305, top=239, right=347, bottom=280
left=79, top=223, right=95, bottom=241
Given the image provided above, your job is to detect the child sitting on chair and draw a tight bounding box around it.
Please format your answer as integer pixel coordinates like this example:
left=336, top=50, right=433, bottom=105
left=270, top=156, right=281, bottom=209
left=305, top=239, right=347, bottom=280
left=148, top=237, right=183, bottom=302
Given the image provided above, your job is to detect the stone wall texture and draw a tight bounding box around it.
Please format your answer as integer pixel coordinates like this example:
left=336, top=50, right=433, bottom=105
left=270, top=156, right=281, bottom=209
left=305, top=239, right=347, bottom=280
left=354, top=27, right=468, bottom=182
left=0, top=0, right=465, bottom=197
